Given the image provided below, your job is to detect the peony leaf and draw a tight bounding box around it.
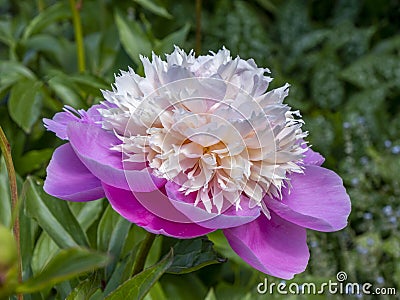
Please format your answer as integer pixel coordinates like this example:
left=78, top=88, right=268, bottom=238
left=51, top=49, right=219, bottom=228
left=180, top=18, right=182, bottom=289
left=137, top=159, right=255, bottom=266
left=7, top=78, right=43, bottom=133
left=115, top=10, right=152, bottom=66
left=167, top=237, right=226, bottom=274
left=133, top=0, right=172, bottom=19
left=16, top=248, right=109, bottom=294
left=0, top=157, right=12, bottom=227
left=22, top=2, right=71, bottom=40
left=97, top=205, right=131, bottom=278
left=24, top=177, right=89, bottom=248
left=105, top=249, right=173, bottom=300
left=154, top=23, right=190, bottom=55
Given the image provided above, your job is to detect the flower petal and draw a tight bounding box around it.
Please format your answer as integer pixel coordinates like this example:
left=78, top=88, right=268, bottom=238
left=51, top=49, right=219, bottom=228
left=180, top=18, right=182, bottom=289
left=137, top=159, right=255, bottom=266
left=265, top=165, right=351, bottom=232
left=300, top=141, right=325, bottom=166
left=223, top=212, right=309, bottom=279
left=165, top=181, right=261, bottom=229
left=44, top=143, right=104, bottom=201
left=67, top=122, right=165, bottom=192
left=102, top=183, right=214, bottom=238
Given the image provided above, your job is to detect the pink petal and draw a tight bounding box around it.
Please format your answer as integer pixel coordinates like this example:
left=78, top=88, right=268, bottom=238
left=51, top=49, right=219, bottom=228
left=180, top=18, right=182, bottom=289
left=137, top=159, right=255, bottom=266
left=102, top=183, right=214, bottom=238
left=67, top=122, right=165, bottom=192
left=265, top=165, right=351, bottom=232
left=43, top=104, right=105, bottom=140
left=165, top=181, right=260, bottom=229
left=300, top=141, right=325, bottom=166
left=223, top=212, right=309, bottom=279
left=44, top=143, right=104, bottom=201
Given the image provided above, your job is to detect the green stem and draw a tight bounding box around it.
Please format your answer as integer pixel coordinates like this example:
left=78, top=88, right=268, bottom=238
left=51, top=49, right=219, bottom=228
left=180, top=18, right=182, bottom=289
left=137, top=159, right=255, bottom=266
left=0, top=127, right=22, bottom=299
left=131, top=232, right=156, bottom=277
left=195, top=0, right=202, bottom=55
left=69, top=0, right=86, bottom=73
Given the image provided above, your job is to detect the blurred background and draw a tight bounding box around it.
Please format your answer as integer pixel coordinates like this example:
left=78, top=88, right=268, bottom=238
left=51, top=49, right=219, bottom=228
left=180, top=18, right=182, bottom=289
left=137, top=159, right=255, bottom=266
left=0, top=0, right=399, bottom=299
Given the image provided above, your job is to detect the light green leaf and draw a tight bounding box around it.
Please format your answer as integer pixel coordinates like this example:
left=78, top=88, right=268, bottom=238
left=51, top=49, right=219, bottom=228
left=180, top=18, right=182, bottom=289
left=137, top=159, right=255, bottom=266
left=16, top=248, right=109, bottom=293
left=0, top=157, right=12, bottom=227
left=115, top=11, right=152, bottom=65
left=22, top=2, right=71, bottom=39
left=47, top=74, right=85, bottom=107
left=31, top=232, right=60, bottom=275
left=24, top=177, right=89, bottom=248
left=69, top=200, right=104, bottom=231
left=7, top=78, right=43, bottom=133
left=66, top=277, right=102, bottom=300
left=144, top=282, right=167, bottom=300
left=154, top=23, right=190, bottom=55
left=167, top=237, right=226, bottom=274
left=105, top=250, right=173, bottom=300
left=204, top=288, right=217, bottom=300
left=133, top=0, right=172, bottom=19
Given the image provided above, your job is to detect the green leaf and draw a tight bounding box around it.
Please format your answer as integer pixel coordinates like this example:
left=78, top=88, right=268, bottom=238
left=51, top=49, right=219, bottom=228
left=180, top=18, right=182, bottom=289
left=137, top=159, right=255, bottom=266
left=47, top=74, right=85, bottom=107
left=66, top=277, right=102, bottom=300
left=69, top=200, right=104, bottom=231
left=14, top=148, right=53, bottom=175
left=22, top=2, right=71, bottom=39
left=97, top=205, right=131, bottom=278
left=105, top=250, right=173, bottom=300
left=154, top=23, right=191, bottom=55
left=16, top=248, right=109, bottom=294
left=24, top=177, right=89, bottom=248
left=115, top=10, right=152, bottom=65
left=133, top=0, right=172, bottom=19
left=0, top=157, right=12, bottom=227
left=167, top=237, right=226, bottom=274
left=31, top=232, right=60, bottom=275
left=204, top=288, right=217, bottom=300
left=7, top=78, right=43, bottom=133
left=144, top=282, right=167, bottom=300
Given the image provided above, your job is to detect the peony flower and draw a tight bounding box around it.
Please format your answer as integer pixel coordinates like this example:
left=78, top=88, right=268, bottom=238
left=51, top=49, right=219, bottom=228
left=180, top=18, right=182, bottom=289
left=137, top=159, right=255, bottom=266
left=43, top=47, right=351, bottom=279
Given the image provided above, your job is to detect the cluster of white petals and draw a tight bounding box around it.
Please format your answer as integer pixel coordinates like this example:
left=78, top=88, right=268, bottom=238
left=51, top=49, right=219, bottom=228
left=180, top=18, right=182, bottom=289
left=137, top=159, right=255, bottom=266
left=99, top=47, right=307, bottom=215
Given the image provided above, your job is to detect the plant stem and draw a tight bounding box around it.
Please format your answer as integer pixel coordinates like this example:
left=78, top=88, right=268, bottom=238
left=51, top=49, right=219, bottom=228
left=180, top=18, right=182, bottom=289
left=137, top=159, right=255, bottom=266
left=195, top=0, right=202, bottom=55
left=69, top=0, right=86, bottom=73
left=131, top=232, right=156, bottom=277
left=0, top=127, right=22, bottom=299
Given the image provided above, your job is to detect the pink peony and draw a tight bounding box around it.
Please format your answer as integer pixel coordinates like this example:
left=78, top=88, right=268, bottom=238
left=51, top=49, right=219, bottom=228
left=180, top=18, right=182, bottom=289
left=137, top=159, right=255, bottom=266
left=43, top=47, right=351, bottom=279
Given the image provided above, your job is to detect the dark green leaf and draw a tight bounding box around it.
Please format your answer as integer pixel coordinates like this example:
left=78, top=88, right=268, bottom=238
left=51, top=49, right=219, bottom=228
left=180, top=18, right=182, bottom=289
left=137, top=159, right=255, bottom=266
left=133, top=0, right=172, bottom=19
left=14, top=148, right=53, bottom=175
left=154, top=23, right=190, bottom=55
left=97, top=205, right=131, bottom=278
left=24, top=177, right=89, bottom=248
left=16, top=248, right=109, bottom=293
left=115, top=11, right=152, bottom=65
left=105, top=249, right=173, bottom=300
left=22, top=2, right=71, bottom=39
left=167, top=237, right=226, bottom=274
left=7, top=78, right=43, bottom=133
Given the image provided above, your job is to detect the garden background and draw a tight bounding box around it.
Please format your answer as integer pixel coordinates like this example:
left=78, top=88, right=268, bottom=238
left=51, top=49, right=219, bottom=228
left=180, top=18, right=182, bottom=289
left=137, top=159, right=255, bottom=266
left=0, top=0, right=399, bottom=299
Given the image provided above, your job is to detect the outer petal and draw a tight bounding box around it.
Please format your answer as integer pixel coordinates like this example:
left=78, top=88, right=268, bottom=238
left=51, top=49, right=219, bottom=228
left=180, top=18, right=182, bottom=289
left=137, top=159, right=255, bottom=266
left=300, top=141, right=325, bottom=166
left=44, top=143, right=104, bottom=201
left=223, top=212, right=309, bottom=279
left=67, top=122, right=165, bottom=192
left=102, top=183, right=214, bottom=238
left=165, top=181, right=260, bottom=229
left=265, top=165, right=351, bottom=232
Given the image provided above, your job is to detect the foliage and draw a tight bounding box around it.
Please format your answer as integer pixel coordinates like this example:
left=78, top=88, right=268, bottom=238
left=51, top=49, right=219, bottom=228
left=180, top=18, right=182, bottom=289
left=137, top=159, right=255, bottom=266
left=0, top=0, right=399, bottom=299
